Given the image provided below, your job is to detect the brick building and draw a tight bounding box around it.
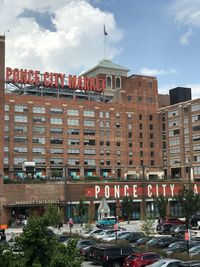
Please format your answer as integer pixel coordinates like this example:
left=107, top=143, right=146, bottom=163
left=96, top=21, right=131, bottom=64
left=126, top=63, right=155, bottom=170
left=0, top=35, right=200, bottom=224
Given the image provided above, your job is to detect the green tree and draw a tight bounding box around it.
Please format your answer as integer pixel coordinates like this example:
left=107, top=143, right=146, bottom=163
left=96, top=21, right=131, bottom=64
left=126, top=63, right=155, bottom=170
left=50, top=239, right=82, bottom=267
left=153, top=195, right=168, bottom=221
left=15, top=215, right=83, bottom=267
left=175, top=186, right=200, bottom=226
left=121, top=196, right=133, bottom=223
left=140, top=216, right=155, bottom=251
left=76, top=199, right=87, bottom=226
left=16, top=216, right=57, bottom=267
left=44, top=204, right=62, bottom=228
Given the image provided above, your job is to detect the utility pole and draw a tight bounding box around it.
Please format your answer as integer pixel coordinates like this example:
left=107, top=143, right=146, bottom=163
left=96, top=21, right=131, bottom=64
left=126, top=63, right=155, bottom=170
left=141, top=165, right=146, bottom=219
left=64, top=164, right=68, bottom=224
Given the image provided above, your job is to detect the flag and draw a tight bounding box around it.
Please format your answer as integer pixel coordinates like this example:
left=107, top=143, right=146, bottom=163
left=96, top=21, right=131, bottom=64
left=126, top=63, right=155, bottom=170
left=104, top=24, right=108, bottom=36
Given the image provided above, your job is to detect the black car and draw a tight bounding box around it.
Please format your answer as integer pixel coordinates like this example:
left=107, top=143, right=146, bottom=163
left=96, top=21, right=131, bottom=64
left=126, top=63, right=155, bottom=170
left=170, top=225, right=187, bottom=237
left=77, top=239, right=96, bottom=250
left=155, top=236, right=180, bottom=248
left=92, top=244, right=133, bottom=267
left=156, top=223, right=175, bottom=235
left=119, top=232, right=144, bottom=243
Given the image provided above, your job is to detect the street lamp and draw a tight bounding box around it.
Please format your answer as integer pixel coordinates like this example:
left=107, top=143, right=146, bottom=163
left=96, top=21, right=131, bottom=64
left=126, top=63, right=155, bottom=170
left=64, top=164, right=68, bottom=224
left=141, top=165, right=146, bottom=219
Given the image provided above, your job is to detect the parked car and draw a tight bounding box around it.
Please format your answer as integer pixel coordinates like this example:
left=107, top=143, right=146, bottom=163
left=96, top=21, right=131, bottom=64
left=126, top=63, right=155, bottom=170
left=156, top=223, right=175, bottom=235
left=164, top=218, right=185, bottom=225
left=164, top=241, right=200, bottom=255
left=77, top=239, right=96, bottom=250
left=170, top=225, right=187, bottom=237
left=123, top=252, right=163, bottom=267
left=92, top=244, right=133, bottom=267
left=155, top=237, right=180, bottom=249
left=179, top=260, right=200, bottom=267
left=188, top=245, right=200, bottom=257
left=96, top=216, right=117, bottom=228
left=190, top=215, right=200, bottom=228
left=103, top=231, right=132, bottom=242
left=57, top=234, right=70, bottom=243
left=147, top=259, right=183, bottom=267
left=119, top=232, right=145, bottom=243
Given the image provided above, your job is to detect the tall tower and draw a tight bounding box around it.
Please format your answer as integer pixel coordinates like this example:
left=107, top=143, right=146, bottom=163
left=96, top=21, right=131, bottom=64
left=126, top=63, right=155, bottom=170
left=0, top=36, right=5, bottom=182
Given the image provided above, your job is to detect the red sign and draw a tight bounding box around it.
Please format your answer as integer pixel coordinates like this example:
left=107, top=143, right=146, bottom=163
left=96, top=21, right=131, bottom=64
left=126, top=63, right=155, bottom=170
left=85, top=183, right=200, bottom=199
left=5, top=67, right=106, bottom=92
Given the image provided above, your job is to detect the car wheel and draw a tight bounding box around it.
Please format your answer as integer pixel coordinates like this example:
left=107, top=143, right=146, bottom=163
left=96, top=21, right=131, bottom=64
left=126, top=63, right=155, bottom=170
left=112, top=261, right=120, bottom=267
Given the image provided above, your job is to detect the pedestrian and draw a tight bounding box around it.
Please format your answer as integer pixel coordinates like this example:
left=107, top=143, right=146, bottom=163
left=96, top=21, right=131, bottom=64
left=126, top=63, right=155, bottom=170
left=69, top=218, right=74, bottom=228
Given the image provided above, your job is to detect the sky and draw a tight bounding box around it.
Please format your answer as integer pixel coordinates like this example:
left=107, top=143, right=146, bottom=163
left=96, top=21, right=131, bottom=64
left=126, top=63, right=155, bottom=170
left=1, top=0, right=200, bottom=99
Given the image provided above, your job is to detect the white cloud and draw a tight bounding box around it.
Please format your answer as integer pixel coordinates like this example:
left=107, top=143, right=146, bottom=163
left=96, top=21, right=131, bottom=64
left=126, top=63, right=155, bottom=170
left=159, top=83, right=200, bottom=99
left=0, top=0, right=123, bottom=74
left=180, top=28, right=193, bottom=45
left=139, top=67, right=177, bottom=77
left=169, top=0, right=200, bottom=27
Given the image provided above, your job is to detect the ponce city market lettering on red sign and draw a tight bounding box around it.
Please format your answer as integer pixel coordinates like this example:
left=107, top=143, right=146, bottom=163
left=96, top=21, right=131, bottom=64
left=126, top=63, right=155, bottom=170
left=5, top=67, right=106, bottom=92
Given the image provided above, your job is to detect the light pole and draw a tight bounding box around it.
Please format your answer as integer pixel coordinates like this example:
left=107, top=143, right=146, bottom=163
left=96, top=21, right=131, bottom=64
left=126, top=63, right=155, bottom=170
left=64, top=164, right=68, bottom=224
left=141, top=165, right=146, bottom=219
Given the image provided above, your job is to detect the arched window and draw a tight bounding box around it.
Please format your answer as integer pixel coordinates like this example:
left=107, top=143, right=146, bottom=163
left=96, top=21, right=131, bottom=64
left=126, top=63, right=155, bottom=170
left=116, top=77, right=121, bottom=88
left=106, top=76, right=111, bottom=87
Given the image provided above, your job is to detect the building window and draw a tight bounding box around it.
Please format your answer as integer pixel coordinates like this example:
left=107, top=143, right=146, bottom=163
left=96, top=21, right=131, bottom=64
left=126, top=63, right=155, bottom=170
left=140, top=151, right=143, bottom=157
left=84, top=120, right=95, bottom=127
left=106, top=141, right=110, bottom=146
left=4, top=104, right=9, bottom=111
left=50, top=128, right=63, bottom=134
left=4, top=115, right=9, bottom=121
left=151, top=160, right=154, bottom=166
left=168, top=110, right=179, bottom=117
left=191, top=104, right=200, bottom=112
left=117, top=141, right=121, bottom=147
left=149, top=124, right=153, bottom=130
left=84, top=159, right=96, bottom=166
left=84, top=129, right=95, bottom=136
left=68, top=159, right=80, bottom=165
left=32, top=147, right=46, bottom=154
left=14, top=115, right=28, bottom=123
left=67, top=148, right=80, bottom=154
left=106, top=160, right=110, bottom=165
left=51, top=148, right=63, bottom=154
left=106, top=76, right=111, bottom=87
left=137, top=96, right=142, bottom=102
left=33, top=137, right=45, bottom=144
left=68, top=139, right=80, bottom=145
left=150, top=133, right=153, bottom=139
left=33, top=107, right=45, bottom=114
left=14, top=157, right=27, bottom=164
left=67, top=109, right=79, bottom=116
left=67, top=129, right=79, bottom=135
left=140, top=142, right=143, bottom=148
left=138, top=81, right=141, bottom=87
left=50, top=138, right=63, bottom=144
left=15, top=105, right=28, bottom=112
left=14, top=147, right=27, bottom=153
left=67, top=119, right=79, bottom=126
left=128, top=132, right=132, bottom=138
left=49, top=118, right=62, bottom=125
left=116, top=122, right=120, bottom=128
left=150, top=142, right=154, bottom=148
left=14, top=137, right=28, bottom=143
left=129, top=160, right=133, bottom=165
left=33, top=126, right=45, bottom=133
left=140, top=133, right=143, bottom=138
left=84, top=110, right=95, bottom=117
left=129, top=142, right=132, bottom=147
left=150, top=151, right=154, bottom=157
left=84, top=149, right=96, bottom=155
left=33, top=117, right=46, bottom=123
left=84, top=139, right=95, bottom=146
left=149, top=115, right=153, bottom=121
left=148, top=80, right=153, bottom=88
left=116, top=77, right=121, bottom=88
left=50, top=108, right=63, bottom=114
left=127, top=95, right=132, bottom=102
left=50, top=158, right=63, bottom=165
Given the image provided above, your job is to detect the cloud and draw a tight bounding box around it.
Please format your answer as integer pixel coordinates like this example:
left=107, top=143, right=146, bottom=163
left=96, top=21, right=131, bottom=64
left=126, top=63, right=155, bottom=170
left=139, top=67, right=177, bottom=77
left=180, top=28, right=193, bottom=45
left=0, top=0, right=123, bottom=74
left=169, top=0, right=200, bottom=27
left=159, top=83, right=200, bottom=99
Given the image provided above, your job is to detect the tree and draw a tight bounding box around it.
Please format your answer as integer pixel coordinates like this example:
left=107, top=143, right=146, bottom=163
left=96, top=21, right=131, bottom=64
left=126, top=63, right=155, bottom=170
left=153, top=195, right=168, bottom=221
left=121, top=196, right=133, bottom=223
left=76, top=199, right=87, bottom=226
left=140, top=216, right=155, bottom=252
left=44, top=204, right=62, bottom=228
left=15, top=215, right=83, bottom=267
left=175, top=186, right=200, bottom=226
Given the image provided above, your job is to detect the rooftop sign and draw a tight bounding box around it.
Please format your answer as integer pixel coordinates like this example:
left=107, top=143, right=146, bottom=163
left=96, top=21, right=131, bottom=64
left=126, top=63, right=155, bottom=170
left=6, top=67, right=106, bottom=92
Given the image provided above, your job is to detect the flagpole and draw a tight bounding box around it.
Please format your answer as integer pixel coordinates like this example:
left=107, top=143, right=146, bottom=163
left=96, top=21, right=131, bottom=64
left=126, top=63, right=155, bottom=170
left=103, top=24, right=108, bottom=59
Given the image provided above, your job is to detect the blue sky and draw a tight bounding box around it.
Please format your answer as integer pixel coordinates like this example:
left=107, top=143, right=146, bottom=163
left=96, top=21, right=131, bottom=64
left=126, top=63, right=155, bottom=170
left=1, top=0, right=200, bottom=98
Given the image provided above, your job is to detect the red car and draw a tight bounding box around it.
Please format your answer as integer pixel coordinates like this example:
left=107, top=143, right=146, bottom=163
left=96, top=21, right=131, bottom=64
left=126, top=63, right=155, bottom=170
left=123, top=252, right=163, bottom=267
left=164, top=217, right=185, bottom=225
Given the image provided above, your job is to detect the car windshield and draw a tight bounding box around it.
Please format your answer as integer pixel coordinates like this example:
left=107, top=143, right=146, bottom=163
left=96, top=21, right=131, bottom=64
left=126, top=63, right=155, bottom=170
left=190, top=246, right=200, bottom=253
left=168, top=242, right=183, bottom=249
